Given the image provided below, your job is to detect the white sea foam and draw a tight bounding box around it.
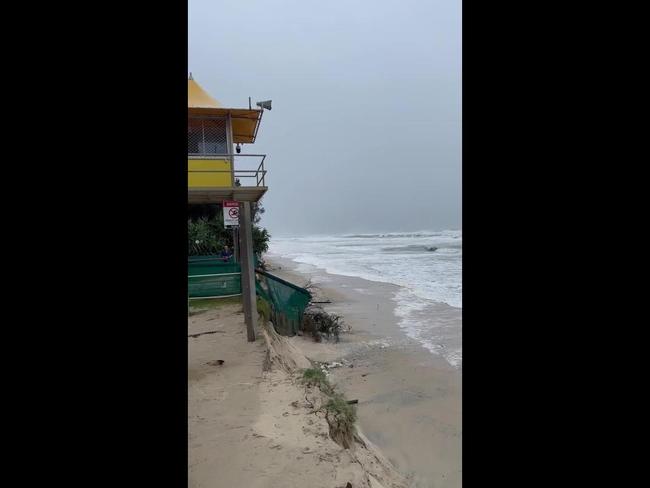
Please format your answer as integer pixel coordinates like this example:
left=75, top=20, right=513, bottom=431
left=394, top=288, right=462, bottom=368
left=270, top=231, right=462, bottom=308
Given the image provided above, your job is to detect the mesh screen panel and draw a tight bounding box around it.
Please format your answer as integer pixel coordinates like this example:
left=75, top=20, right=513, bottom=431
left=255, top=270, right=311, bottom=336
left=188, top=257, right=241, bottom=298
left=188, top=117, right=227, bottom=155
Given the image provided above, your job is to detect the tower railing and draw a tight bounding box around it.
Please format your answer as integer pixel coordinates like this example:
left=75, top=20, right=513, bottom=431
left=188, top=154, right=267, bottom=187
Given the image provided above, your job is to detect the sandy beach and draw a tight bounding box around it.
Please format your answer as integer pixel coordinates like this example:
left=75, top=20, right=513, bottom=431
left=266, top=255, right=462, bottom=488
left=188, top=255, right=461, bottom=488
left=189, top=299, right=409, bottom=488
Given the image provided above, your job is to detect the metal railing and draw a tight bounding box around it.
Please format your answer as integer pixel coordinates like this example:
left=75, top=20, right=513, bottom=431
left=188, top=154, right=267, bottom=187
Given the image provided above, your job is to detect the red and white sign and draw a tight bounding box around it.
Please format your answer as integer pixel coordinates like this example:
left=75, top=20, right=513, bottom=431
left=223, top=201, right=239, bottom=227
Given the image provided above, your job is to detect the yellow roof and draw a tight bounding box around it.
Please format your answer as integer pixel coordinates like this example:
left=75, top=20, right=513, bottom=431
left=188, top=76, right=263, bottom=144
left=188, top=77, right=222, bottom=108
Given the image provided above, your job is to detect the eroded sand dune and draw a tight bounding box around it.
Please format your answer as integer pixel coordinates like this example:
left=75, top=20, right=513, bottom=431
left=189, top=303, right=409, bottom=488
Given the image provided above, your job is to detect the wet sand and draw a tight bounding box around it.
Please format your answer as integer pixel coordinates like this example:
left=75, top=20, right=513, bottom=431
left=266, top=254, right=462, bottom=488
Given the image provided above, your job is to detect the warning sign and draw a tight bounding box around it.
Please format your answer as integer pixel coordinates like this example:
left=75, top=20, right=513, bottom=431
left=223, top=201, right=239, bottom=227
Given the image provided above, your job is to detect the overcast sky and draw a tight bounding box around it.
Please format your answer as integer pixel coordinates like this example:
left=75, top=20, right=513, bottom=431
left=189, top=0, right=461, bottom=237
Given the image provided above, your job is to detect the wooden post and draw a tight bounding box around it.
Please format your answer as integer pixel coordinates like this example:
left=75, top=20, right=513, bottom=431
left=239, top=204, right=251, bottom=334
left=239, top=202, right=257, bottom=341
left=233, top=228, right=239, bottom=263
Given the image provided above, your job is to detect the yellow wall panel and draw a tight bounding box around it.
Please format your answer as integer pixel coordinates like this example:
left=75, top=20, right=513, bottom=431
left=188, top=159, right=232, bottom=188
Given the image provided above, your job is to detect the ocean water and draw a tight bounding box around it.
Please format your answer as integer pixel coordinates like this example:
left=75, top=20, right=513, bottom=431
left=268, top=231, right=462, bottom=368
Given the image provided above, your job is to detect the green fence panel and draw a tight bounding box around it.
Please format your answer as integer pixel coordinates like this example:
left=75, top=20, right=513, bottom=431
left=188, top=257, right=241, bottom=298
left=189, top=274, right=242, bottom=298
left=188, top=255, right=258, bottom=273
left=189, top=262, right=240, bottom=276
left=255, top=270, right=311, bottom=336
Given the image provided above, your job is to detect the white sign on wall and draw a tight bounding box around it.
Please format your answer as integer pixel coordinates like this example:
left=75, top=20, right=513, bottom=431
left=223, top=201, right=239, bottom=227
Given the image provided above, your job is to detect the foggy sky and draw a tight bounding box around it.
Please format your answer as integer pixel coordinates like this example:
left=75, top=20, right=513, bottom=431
left=189, top=0, right=461, bottom=237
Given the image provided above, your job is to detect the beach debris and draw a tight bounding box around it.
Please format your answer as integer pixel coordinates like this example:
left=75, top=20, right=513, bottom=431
left=303, top=278, right=317, bottom=292
left=302, top=306, right=347, bottom=343
left=188, top=330, right=225, bottom=338
left=347, top=399, right=359, bottom=405
left=365, top=339, right=390, bottom=350
left=318, top=364, right=331, bottom=377
left=327, top=361, right=344, bottom=369
left=206, top=360, right=225, bottom=366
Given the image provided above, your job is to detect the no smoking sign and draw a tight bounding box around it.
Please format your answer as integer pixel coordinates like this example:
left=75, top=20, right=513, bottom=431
left=223, top=201, right=239, bottom=227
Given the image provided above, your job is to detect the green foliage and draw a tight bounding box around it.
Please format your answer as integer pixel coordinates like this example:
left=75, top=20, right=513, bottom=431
left=257, top=296, right=272, bottom=323
left=301, top=367, right=357, bottom=448
left=253, top=226, right=271, bottom=255
left=301, top=367, right=333, bottom=394
left=252, top=202, right=265, bottom=224
left=188, top=217, right=228, bottom=255
left=302, top=367, right=328, bottom=386
left=188, top=203, right=221, bottom=221
left=324, top=392, right=358, bottom=449
left=325, top=392, right=357, bottom=425
left=188, top=203, right=270, bottom=256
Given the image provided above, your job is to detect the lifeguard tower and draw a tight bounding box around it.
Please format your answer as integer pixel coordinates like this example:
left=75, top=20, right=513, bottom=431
left=188, top=75, right=268, bottom=341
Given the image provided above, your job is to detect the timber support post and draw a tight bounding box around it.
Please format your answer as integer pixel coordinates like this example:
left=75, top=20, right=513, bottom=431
left=239, top=201, right=257, bottom=341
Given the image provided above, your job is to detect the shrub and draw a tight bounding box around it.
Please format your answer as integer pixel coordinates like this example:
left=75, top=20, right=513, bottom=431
left=257, top=296, right=272, bottom=323
left=301, top=367, right=329, bottom=389
left=302, top=307, right=345, bottom=343
left=188, top=204, right=270, bottom=257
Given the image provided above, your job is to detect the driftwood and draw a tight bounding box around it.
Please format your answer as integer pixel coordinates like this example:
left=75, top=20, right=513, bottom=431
left=302, top=305, right=346, bottom=343
left=188, top=330, right=225, bottom=338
